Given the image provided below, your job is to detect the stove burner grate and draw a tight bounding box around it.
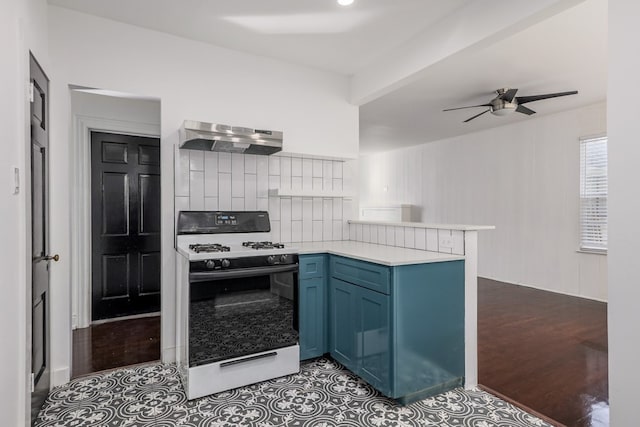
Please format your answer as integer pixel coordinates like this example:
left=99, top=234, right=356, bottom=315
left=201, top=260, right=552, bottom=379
left=242, top=241, right=285, bottom=250
left=189, top=243, right=231, bottom=253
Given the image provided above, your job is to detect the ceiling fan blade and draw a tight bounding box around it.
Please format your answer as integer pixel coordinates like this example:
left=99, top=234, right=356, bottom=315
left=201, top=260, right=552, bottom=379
left=501, top=88, right=518, bottom=103
left=464, top=109, right=490, bottom=123
left=516, top=91, right=578, bottom=105
left=443, top=104, right=492, bottom=112
left=516, top=105, right=536, bottom=115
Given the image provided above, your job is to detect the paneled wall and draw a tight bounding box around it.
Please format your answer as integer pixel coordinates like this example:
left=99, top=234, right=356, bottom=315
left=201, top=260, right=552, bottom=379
left=359, top=103, right=608, bottom=301
left=175, top=149, right=355, bottom=242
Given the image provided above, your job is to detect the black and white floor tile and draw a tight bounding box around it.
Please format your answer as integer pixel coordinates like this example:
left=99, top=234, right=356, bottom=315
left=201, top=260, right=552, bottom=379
left=36, top=358, right=552, bottom=426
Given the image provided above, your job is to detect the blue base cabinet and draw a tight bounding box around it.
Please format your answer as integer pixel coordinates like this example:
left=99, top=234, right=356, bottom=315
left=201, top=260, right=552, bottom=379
left=328, top=255, right=465, bottom=404
left=298, top=255, right=328, bottom=360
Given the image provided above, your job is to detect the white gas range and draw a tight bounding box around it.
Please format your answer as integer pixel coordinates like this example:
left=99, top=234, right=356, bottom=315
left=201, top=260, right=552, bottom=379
left=175, top=211, right=300, bottom=400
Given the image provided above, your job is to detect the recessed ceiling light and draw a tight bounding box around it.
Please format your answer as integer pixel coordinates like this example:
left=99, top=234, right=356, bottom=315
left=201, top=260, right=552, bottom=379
left=338, top=0, right=354, bottom=6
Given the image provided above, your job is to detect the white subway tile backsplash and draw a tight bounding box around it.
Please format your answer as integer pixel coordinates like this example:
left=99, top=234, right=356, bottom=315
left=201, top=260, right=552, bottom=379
left=333, top=220, right=343, bottom=241
left=281, top=198, right=292, bottom=224
left=333, top=161, right=343, bottom=179
left=312, top=159, right=323, bottom=177
left=291, top=220, right=302, bottom=242
left=312, top=220, right=323, bottom=241
left=362, top=224, right=371, bottom=243
left=333, top=198, right=343, bottom=220
left=257, top=155, right=268, bottom=177
left=231, top=197, right=244, bottom=210
left=218, top=152, right=231, bottom=173
left=303, top=215, right=313, bottom=242
left=312, top=177, right=323, bottom=191
left=268, top=197, right=280, bottom=220
left=452, top=230, right=465, bottom=255
left=302, top=159, right=313, bottom=190
left=257, top=197, right=268, bottom=211
left=377, top=225, right=386, bottom=245
left=189, top=150, right=204, bottom=171
left=175, top=196, right=189, bottom=216
left=291, top=157, right=302, bottom=177
left=415, top=228, right=426, bottom=250
left=232, top=171, right=245, bottom=198
left=204, top=152, right=218, bottom=197
left=369, top=225, right=378, bottom=244
left=386, top=226, right=395, bottom=246
left=356, top=224, right=363, bottom=241
left=178, top=152, right=352, bottom=243
left=426, top=229, right=438, bottom=251
left=219, top=173, right=231, bottom=209
left=268, top=156, right=280, bottom=175
left=204, top=197, right=218, bottom=210
left=394, top=227, right=405, bottom=248
left=271, top=220, right=281, bottom=243
left=323, top=217, right=332, bottom=241
left=349, top=224, right=356, bottom=241
left=438, top=229, right=453, bottom=254
left=244, top=154, right=257, bottom=174
left=189, top=171, right=205, bottom=210
left=291, top=176, right=302, bottom=191
left=313, top=198, right=323, bottom=220
left=244, top=176, right=257, bottom=210
left=292, top=197, right=302, bottom=220
left=404, top=227, right=415, bottom=249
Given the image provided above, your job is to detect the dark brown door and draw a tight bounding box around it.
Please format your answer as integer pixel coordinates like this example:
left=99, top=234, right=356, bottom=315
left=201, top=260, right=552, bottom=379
left=90, top=132, right=161, bottom=321
left=30, top=54, right=54, bottom=423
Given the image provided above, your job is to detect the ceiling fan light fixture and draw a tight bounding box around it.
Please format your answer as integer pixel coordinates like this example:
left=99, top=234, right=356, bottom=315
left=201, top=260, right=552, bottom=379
left=337, top=0, right=354, bottom=6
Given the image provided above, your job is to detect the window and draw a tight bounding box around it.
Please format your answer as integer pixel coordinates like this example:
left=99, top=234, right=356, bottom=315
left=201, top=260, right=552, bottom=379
left=579, top=136, right=608, bottom=252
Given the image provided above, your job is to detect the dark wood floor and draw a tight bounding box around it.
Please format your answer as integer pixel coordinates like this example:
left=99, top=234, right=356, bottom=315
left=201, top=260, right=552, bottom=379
left=478, top=278, right=608, bottom=427
left=72, top=316, right=161, bottom=378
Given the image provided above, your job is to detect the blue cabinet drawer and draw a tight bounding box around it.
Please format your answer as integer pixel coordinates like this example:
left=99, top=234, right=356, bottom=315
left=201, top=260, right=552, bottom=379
left=299, top=255, right=326, bottom=279
left=330, top=256, right=390, bottom=295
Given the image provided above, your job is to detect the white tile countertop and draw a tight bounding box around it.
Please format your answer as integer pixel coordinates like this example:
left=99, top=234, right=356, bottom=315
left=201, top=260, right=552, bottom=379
left=292, top=241, right=464, bottom=266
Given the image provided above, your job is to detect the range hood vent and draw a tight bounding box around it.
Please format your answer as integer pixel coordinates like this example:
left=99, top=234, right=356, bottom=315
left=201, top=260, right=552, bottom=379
left=179, top=120, right=283, bottom=155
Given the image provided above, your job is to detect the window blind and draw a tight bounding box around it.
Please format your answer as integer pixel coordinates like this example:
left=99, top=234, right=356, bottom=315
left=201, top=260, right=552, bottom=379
left=579, top=136, right=608, bottom=251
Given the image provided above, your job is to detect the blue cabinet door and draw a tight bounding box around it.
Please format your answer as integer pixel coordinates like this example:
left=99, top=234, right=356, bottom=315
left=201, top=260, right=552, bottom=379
left=299, top=276, right=326, bottom=360
left=329, top=278, right=357, bottom=369
left=357, top=287, right=391, bottom=395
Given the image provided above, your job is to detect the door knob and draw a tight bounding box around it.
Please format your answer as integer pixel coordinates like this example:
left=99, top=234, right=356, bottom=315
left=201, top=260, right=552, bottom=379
left=44, top=254, right=59, bottom=262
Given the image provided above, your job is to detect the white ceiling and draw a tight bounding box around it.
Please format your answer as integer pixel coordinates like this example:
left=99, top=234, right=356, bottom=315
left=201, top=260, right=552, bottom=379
left=47, top=0, right=470, bottom=74
left=359, top=0, right=607, bottom=153
left=48, top=0, right=607, bottom=154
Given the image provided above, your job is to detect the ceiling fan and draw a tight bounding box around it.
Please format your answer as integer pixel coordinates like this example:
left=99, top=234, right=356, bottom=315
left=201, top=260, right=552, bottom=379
left=443, top=88, right=578, bottom=123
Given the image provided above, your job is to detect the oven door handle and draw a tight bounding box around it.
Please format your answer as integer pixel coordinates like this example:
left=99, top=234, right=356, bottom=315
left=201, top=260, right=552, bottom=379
left=189, top=263, right=299, bottom=282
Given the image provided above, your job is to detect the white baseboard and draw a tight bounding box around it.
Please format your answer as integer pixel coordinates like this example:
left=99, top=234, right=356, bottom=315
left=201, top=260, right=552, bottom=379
left=51, top=367, right=70, bottom=388
left=480, top=275, right=608, bottom=303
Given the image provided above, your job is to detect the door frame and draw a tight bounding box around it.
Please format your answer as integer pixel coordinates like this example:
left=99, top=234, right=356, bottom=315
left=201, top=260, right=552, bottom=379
left=71, top=112, right=160, bottom=329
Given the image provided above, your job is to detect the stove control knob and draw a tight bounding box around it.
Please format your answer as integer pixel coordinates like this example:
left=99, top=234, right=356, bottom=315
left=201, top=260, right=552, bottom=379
left=205, top=260, right=216, bottom=270
left=221, top=259, right=231, bottom=268
left=267, top=255, right=277, bottom=265
left=280, top=255, right=289, bottom=264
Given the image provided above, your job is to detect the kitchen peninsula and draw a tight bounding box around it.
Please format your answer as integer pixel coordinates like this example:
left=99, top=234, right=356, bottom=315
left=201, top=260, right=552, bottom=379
left=294, top=220, right=494, bottom=403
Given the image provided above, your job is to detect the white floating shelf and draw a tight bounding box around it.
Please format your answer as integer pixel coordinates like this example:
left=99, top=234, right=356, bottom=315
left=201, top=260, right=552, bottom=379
left=268, top=188, right=353, bottom=199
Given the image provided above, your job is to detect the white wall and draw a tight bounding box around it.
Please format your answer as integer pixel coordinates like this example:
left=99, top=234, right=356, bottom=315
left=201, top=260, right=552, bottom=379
left=47, top=6, right=359, bottom=386
left=608, top=1, right=640, bottom=424
left=176, top=151, right=355, bottom=243
left=359, top=102, right=607, bottom=301
left=0, top=0, right=49, bottom=424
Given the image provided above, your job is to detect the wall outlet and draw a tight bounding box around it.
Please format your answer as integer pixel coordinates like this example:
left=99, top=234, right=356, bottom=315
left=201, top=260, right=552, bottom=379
left=439, top=236, right=453, bottom=248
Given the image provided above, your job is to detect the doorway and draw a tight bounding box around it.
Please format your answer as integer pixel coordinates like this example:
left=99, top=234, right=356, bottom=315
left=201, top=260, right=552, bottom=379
left=30, top=53, right=54, bottom=424
left=69, top=89, right=162, bottom=378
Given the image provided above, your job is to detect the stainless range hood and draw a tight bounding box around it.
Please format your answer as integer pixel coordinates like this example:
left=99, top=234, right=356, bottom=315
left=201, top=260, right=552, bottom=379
left=179, top=120, right=283, bottom=155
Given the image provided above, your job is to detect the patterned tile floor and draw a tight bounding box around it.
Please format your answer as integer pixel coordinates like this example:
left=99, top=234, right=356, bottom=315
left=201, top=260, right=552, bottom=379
left=36, top=358, right=552, bottom=426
